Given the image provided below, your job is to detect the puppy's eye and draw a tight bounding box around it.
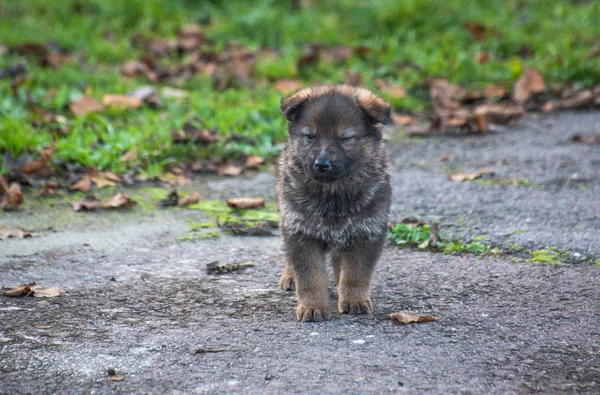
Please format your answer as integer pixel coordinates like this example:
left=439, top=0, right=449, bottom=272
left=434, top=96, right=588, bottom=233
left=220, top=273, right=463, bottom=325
left=303, top=133, right=316, bottom=142
left=339, top=136, right=354, bottom=142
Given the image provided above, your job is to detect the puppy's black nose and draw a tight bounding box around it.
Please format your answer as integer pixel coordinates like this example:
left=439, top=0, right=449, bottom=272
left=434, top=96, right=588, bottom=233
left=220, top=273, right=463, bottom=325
left=313, top=158, right=331, bottom=173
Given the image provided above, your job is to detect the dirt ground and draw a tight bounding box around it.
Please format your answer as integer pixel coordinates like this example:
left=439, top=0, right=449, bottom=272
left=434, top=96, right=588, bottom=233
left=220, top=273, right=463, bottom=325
left=1, top=111, right=599, bottom=394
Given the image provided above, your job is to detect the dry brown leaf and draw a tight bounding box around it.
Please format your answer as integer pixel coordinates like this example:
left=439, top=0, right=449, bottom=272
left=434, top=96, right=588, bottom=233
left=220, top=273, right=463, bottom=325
left=391, top=114, right=417, bottom=125
left=90, top=174, right=117, bottom=189
left=103, top=171, right=121, bottom=183
left=541, top=101, right=554, bottom=112
left=435, top=153, right=452, bottom=162
left=474, top=51, right=489, bottom=64
left=101, top=192, right=136, bottom=209
left=484, top=85, right=506, bottom=99
left=0, top=175, right=9, bottom=193
left=560, top=89, right=594, bottom=109
left=245, top=155, right=265, bottom=169
left=70, top=176, right=92, bottom=193
left=70, top=195, right=100, bottom=211
left=474, top=104, right=525, bottom=125
left=177, top=25, right=205, bottom=52
left=109, top=376, right=124, bottom=382
left=22, top=144, right=56, bottom=174
left=1, top=283, right=63, bottom=298
left=218, top=162, right=243, bottom=176
left=102, top=94, right=143, bottom=109
left=376, top=79, right=405, bottom=99
left=157, top=173, right=191, bottom=186
left=430, top=79, right=468, bottom=105
left=389, top=311, right=438, bottom=325
left=401, top=218, right=425, bottom=227
left=226, top=197, right=265, bottom=210
left=2, top=283, right=34, bottom=297
left=0, top=226, right=37, bottom=240
left=449, top=168, right=491, bottom=182
left=33, top=287, right=65, bottom=298
left=120, top=148, right=138, bottom=162
left=470, top=113, right=487, bottom=134
left=178, top=192, right=203, bottom=207
left=70, top=96, right=105, bottom=116
left=513, top=68, right=545, bottom=103
left=1, top=183, right=24, bottom=210
left=39, top=181, right=59, bottom=197
left=274, top=79, right=303, bottom=94
left=464, top=21, right=487, bottom=40
left=172, top=120, right=220, bottom=144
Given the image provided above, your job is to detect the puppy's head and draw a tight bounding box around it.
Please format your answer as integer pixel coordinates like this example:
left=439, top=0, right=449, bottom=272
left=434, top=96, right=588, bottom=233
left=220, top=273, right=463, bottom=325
left=281, top=85, right=391, bottom=183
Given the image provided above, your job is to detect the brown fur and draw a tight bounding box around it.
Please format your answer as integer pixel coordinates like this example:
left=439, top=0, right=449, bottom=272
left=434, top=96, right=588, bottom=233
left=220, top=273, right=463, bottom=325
left=276, top=85, right=392, bottom=322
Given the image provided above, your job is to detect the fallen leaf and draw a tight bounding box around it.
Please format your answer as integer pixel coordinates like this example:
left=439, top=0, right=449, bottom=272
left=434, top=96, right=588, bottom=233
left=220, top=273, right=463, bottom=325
left=218, top=162, right=243, bottom=176
left=429, top=222, right=441, bottom=246
left=70, top=195, right=100, bottom=211
left=226, top=197, right=265, bottom=209
left=109, top=376, right=124, bottom=382
left=430, top=79, right=468, bottom=105
left=345, top=71, right=363, bottom=87
left=245, top=155, right=265, bottom=169
left=560, top=89, right=594, bottom=109
left=172, top=119, right=220, bottom=144
left=70, top=96, right=105, bottom=116
left=0, top=226, right=37, bottom=240
left=103, top=171, right=121, bottom=183
left=474, top=51, right=489, bottom=64
left=32, top=287, right=65, bottom=298
left=484, top=85, right=506, bottom=99
left=464, top=21, right=487, bottom=40
left=1, top=183, right=24, bottom=210
left=205, top=261, right=256, bottom=274
left=389, top=311, right=438, bottom=325
left=178, top=192, right=203, bottom=207
left=22, top=144, right=56, bottom=174
left=157, top=173, right=191, bottom=186
left=102, top=94, right=142, bottom=109
left=69, top=176, right=92, bottom=193
left=274, top=79, right=303, bottom=94
left=101, top=192, right=135, bottom=209
left=400, top=218, right=425, bottom=227
left=391, top=114, right=417, bottom=125
left=176, top=24, right=205, bottom=53
left=376, top=80, right=405, bottom=99
left=120, top=148, right=138, bottom=162
left=474, top=104, right=525, bottom=125
left=449, top=168, right=491, bottom=182
left=157, top=190, right=179, bottom=207
left=571, top=134, right=598, bottom=145
left=541, top=101, right=554, bottom=112
left=435, top=153, right=452, bottom=162
left=470, top=113, right=487, bottom=134
left=513, top=68, right=545, bottom=103
left=1, top=283, right=64, bottom=298
left=90, top=173, right=117, bottom=189
left=1, top=283, right=34, bottom=297
left=128, top=86, right=161, bottom=107
left=39, top=181, right=59, bottom=197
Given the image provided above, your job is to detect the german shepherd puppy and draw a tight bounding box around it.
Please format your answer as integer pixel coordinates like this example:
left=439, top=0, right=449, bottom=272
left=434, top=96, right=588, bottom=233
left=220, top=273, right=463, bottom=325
left=277, top=85, right=392, bottom=322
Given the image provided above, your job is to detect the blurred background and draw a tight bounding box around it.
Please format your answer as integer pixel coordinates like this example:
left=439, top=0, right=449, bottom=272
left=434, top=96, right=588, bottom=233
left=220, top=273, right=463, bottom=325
left=1, top=0, right=599, bottom=179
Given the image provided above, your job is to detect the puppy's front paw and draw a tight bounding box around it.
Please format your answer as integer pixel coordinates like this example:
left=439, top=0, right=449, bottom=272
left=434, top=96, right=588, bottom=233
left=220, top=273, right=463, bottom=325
left=338, top=299, right=373, bottom=315
left=296, top=304, right=330, bottom=322
left=279, top=273, right=295, bottom=291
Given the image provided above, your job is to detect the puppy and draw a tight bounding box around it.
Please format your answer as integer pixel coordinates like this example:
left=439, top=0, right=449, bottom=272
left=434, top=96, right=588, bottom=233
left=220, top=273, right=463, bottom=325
left=277, top=85, right=392, bottom=322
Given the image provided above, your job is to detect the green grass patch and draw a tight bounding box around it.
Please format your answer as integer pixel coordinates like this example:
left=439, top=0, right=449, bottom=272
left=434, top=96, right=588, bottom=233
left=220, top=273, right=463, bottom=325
left=387, top=222, right=490, bottom=255
left=177, top=230, right=220, bottom=242
left=473, top=178, right=539, bottom=188
left=525, top=248, right=568, bottom=265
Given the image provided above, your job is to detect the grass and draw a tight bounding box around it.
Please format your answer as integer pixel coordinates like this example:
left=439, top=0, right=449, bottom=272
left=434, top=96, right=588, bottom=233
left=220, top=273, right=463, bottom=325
left=387, top=222, right=490, bottom=255
left=1, top=0, right=599, bottom=176
left=525, top=248, right=568, bottom=265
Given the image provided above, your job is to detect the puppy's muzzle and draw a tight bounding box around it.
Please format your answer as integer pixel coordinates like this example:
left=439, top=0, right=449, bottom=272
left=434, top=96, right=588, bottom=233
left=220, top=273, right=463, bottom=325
left=313, top=151, right=331, bottom=173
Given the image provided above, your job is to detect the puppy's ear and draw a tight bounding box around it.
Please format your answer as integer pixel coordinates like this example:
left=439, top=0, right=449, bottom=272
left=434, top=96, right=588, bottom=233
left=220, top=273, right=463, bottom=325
left=354, top=88, right=391, bottom=124
left=281, top=88, right=312, bottom=121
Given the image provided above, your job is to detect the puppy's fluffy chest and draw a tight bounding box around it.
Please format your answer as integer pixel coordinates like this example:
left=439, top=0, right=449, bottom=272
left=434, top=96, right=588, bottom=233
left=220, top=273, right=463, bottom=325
left=278, top=166, right=389, bottom=247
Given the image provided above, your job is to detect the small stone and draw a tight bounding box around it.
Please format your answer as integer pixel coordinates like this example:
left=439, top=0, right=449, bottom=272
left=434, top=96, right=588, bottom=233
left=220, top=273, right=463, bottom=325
left=352, top=339, right=366, bottom=345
